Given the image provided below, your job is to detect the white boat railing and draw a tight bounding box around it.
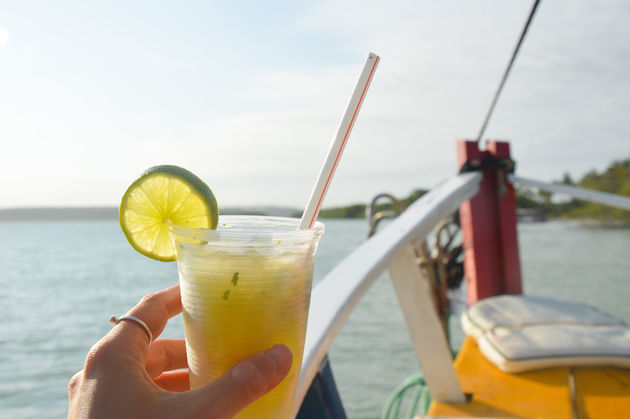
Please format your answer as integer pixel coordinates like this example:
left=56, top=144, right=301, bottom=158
left=297, top=171, right=482, bottom=407
left=510, top=175, right=630, bottom=211
left=295, top=168, right=629, bottom=414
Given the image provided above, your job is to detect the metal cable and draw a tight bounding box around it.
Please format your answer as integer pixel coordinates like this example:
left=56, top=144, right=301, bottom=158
left=476, top=0, right=542, bottom=142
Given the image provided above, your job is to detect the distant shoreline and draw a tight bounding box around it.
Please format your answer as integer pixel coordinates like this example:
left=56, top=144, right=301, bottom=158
left=0, top=207, right=118, bottom=221
left=0, top=206, right=301, bottom=221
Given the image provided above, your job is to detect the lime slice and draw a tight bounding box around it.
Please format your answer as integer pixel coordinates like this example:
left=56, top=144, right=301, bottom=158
left=119, top=165, right=218, bottom=261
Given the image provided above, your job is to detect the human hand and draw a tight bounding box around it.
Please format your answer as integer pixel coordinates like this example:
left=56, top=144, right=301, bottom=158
left=68, top=285, right=293, bottom=419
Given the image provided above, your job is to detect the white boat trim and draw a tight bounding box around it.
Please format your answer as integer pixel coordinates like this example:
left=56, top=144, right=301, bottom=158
left=389, top=245, right=466, bottom=401
left=297, top=172, right=482, bottom=407
left=510, top=175, right=630, bottom=211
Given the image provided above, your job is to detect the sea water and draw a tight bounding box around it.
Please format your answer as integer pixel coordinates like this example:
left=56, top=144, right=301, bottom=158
left=1, top=219, right=630, bottom=418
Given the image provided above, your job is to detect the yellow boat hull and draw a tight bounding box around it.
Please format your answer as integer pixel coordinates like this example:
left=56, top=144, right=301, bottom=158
left=428, top=337, right=630, bottom=418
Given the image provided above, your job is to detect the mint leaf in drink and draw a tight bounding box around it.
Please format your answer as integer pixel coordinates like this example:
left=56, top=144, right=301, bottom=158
left=231, top=272, right=239, bottom=287
left=222, top=290, right=231, bottom=300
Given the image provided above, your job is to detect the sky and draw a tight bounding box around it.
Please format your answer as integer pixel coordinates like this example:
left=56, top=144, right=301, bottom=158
left=1, top=0, right=629, bottom=209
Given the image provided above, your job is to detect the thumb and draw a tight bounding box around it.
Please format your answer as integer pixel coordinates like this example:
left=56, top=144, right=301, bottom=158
left=190, top=344, right=293, bottom=419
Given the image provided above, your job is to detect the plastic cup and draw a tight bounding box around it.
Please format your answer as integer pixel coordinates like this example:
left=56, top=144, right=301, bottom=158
left=171, top=216, right=325, bottom=418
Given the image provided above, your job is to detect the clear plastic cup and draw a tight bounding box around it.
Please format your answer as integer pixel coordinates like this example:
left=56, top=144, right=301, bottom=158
left=171, top=216, right=324, bottom=418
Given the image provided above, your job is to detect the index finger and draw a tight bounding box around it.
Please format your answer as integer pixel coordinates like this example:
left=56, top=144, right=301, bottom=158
left=112, top=284, right=182, bottom=353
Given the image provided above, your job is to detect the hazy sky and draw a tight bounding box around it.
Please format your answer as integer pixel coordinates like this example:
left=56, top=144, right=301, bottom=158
left=1, top=0, right=629, bottom=209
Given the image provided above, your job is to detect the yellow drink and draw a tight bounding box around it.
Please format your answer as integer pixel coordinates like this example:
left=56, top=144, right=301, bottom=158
left=172, top=216, right=324, bottom=419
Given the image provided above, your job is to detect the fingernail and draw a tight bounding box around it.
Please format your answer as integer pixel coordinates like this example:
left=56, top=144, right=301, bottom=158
left=266, top=344, right=293, bottom=375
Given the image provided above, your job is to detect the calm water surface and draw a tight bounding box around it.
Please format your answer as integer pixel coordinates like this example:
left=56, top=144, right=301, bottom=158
left=1, top=219, right=629, bottom=418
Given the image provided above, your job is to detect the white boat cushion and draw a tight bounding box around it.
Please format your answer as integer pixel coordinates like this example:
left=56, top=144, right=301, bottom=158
left=461, top=295, right=630, bottom=373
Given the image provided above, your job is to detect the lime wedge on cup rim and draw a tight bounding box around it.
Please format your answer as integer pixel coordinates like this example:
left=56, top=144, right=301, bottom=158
left=119, top=165, right=218, bottom=261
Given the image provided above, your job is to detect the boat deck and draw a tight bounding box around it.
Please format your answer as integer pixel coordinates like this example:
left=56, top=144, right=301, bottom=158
left=428, top=337, right=630, bottom=418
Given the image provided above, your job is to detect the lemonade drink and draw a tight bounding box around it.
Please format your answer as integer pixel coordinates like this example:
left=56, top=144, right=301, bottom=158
left=172, top=216, right=324, bottom=419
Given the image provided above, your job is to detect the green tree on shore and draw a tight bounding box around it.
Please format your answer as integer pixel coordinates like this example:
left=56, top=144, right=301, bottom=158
left=563, top=159, right=630, bottom=224
left=313, top=157, right=630, bottom=225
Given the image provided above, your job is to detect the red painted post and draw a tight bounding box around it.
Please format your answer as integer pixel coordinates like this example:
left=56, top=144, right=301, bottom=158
left=487, top=141, right=522, bottom=297
left=457, top=140, right=522, bottom=304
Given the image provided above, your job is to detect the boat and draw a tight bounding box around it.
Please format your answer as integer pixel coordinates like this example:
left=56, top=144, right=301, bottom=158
left=293, top=139, right=630, bottom=418
left=291, top=1, right=630, bottom=415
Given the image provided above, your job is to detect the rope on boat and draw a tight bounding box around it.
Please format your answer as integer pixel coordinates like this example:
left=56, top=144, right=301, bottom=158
left=366, top=193, right=407, bottom=238
left=476, top=0, right=542, bottom=142
left=381, top=373, right=431, bottom=419
left=380, top=314, right=457, bottom=419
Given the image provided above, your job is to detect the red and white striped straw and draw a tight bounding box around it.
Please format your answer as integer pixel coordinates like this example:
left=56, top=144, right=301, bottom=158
left=298, top=52, right=380, bottom=230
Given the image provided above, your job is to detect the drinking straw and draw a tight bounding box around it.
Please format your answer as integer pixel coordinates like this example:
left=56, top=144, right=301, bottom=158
left=298, top=52, right=380, bottom=230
